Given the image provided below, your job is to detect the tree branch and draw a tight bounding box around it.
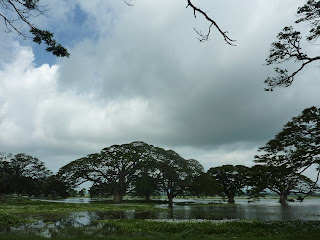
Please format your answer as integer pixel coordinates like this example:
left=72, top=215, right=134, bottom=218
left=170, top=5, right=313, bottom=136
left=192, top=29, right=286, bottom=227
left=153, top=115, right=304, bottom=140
left=264, top=1, right=320, bottom=90
left=264, top=56, right=320, bottom=91
left=186, top=0, right=235, bottom=45
left=298, top=170, right=320, bottom=202
left=0, top=0, right=69, bottom=57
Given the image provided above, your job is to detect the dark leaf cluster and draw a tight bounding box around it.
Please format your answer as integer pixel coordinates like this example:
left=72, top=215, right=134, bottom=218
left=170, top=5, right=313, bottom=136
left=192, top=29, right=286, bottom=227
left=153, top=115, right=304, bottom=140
left=59, top=142, right=205, bottom=206
left=0, top=153, right=70, bottom=199
left=0, top=0, right=69, bottom=57
left=253, top=106, right=320, bottom=203
left=265, top=1, right=320, bottom=90
left=30, top=28, right=70, bottom=57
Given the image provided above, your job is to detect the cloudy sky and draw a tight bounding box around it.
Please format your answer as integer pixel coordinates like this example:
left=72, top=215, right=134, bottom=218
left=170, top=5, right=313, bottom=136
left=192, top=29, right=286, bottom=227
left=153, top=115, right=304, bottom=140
left=1, top=0, right=320, bottom=175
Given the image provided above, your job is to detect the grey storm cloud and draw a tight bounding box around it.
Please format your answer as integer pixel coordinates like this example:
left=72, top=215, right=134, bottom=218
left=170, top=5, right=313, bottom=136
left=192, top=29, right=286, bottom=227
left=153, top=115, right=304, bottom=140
left=1, top=0, right=319, bottom=174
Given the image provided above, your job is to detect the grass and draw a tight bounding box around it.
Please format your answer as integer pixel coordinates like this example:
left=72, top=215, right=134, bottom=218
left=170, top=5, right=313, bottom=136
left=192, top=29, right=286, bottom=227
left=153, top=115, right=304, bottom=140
left=0, top=220, right=319, bottom=240
left=95, top=219, right=320, bottom=237
left=0, top=199, right=165, bottom=214
left=0, top=213, right=26, bottom=228
left=0, top=199, right=319, bottom=240
left=0, top=234, right=319, bottom=240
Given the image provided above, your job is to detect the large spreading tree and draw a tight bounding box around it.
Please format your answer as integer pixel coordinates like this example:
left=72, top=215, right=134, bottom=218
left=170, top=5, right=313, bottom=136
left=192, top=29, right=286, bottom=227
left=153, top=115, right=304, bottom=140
left=248, top=165, right=317, bottom=204
left=254, top=106, right=320, bottom=202
left=0, top=153, right=54, bottom=199
left=207, top=165, right=249, bottom=203
left=59, top=141, right=154, bottom=203
left=188, top=172, right=223, bottom=198
left=59, top=142, right=204, bottom=206
left=153, top=147, right=204, bottom=207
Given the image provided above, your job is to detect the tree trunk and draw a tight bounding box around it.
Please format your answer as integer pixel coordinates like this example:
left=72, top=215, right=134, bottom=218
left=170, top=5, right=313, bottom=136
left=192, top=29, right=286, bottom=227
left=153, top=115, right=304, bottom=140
left=279, top=192, right=288, bottom=205
left=113, top=192, right=124, bottom=203
left=0, top=192, right=6, bottom=201
left=145, top=193, right=151, bottom=202
left=168, top=195, right=174, bottom=208
left=227, top=195, right=235, bottom=204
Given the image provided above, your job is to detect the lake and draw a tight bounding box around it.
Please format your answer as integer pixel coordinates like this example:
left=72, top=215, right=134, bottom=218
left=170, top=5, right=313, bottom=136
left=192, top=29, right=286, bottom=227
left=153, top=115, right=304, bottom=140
left=29, top=197, right=320, bottom=222
left=7, top=198, right=319, bottom=238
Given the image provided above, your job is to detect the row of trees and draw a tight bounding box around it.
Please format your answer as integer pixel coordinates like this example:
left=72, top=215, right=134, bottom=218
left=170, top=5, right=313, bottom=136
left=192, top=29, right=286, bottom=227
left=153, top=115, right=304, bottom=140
left=1, top=107, right=319, bottom=205
left=0, top=151, right=316, bottom=206
left=0, top=153, right=69, bottom=200
left=58, top=142, right=204, bottom=207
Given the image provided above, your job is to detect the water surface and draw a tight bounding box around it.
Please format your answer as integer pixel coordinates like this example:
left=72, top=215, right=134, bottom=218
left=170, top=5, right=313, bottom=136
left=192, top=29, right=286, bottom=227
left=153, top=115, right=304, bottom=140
left=7, top=198, right=320, bottom=238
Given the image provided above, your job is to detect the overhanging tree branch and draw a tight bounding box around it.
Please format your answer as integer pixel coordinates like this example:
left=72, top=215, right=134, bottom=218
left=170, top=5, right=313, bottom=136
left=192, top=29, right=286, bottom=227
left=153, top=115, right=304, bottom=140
left=0, top=0, right=69, bottom=57
left=186, top=0, right=235, bottom=45
left=265, top=0, right=320, bottom=91
left=298, top=170, right=320, bottom=202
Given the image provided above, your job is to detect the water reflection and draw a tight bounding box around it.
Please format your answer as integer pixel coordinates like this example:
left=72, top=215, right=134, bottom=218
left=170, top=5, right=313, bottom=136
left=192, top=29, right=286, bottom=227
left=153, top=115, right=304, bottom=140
left=34, top=198, right=320, bottom=221
left=6, top=198, right=320, bottom=238
left=25, top=198, right=320, bottom=222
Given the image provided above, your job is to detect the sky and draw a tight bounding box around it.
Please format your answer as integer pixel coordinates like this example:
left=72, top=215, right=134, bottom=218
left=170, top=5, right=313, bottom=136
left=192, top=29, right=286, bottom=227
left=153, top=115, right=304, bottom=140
left=0, top=0, right=320, bottom=177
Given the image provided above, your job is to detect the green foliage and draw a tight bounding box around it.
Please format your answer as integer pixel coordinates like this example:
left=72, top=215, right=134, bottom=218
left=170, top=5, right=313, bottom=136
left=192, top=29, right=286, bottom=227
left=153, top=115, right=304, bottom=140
left=79, top=188, right=87, bottom=197
left=95, top=219, right=320, bottom=238
left=0, top=233, right=319, bottom=240
left=254, top=106, right=320, bottom=203
left=0, top=0, right=69, bottom=57
left=132, top=175, right=160, bottom=201
left=266, top=26, right=304, bottom=65
left=0, top=213, right=25, bottom=228
left=43, top=175, right=70, bottom=199
left=0, top=199, right=164, bottom=214
left=248, top=165, right=317, bottom=204
left=0, top=153, right=54, bottom=198
left=296, top=0, right=320, bottom=41
left=153, top=148, right=204, bottom=205
left=255, top=106, right=320, bottom=170
left=207, top=165, right=249, bottom=203
left=59, top=142, right=157, bottom=203
left=59, top=142, right=205, bottom=205
left=30, top=28, right=70, bottom=57
left=188, top=173, right=223, bottom=197
left=89, top=182, right=115, bottom=198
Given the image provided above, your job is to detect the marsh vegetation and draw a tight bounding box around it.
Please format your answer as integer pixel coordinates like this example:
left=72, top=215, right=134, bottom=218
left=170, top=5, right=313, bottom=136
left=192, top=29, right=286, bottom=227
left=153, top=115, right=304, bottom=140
left=0, top=198, right=320, bottom=240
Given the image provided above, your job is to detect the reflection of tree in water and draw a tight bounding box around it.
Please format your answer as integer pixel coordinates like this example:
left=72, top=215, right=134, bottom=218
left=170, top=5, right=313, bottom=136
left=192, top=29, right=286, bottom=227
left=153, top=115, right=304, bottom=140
left=9, top=200, right=320, bottom=237
left=10, top=210, right=163, bottom=237
left=171, top=205, right=241, bottom=220
left=11, top=212, right=98, bottom=237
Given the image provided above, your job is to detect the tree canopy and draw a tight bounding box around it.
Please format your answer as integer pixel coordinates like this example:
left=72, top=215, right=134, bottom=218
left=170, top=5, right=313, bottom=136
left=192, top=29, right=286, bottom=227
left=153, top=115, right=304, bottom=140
left=0, top=152, right=69, bottom=199
left=265, top=0, right=320, bottom=90
left=207, top=165, right=249, bottom=203
left=249, top=165, right=318, bottom=204
left=188, top=172, right=223, bottom=198
left=59, top=141, right=154, bottom=203
left=153, top=148, right=204, bottom=207
left=255, top=106, right=320, bottom=175
left=254, top=106, right=320, bottom=202
left=59, top=142, right=204, bottom=206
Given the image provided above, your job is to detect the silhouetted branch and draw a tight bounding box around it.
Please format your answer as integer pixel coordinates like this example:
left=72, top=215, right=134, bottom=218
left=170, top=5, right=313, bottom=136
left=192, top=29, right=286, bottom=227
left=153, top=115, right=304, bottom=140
left=123, top=0, right=134, bottom=7
left=0, top=0, right=69, bottom=57
left=186, top=0, right=235, bottom=45
left=298, top=170, right=320, bottom=202
left=265, top=0, right=320, bottom=90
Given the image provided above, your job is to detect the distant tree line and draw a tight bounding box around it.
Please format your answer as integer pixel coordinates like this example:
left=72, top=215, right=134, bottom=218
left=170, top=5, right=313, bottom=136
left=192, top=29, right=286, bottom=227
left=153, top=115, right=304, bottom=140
left=1, top=107, right=319, bottom=205
left=0, top=153, right=69, bottom=200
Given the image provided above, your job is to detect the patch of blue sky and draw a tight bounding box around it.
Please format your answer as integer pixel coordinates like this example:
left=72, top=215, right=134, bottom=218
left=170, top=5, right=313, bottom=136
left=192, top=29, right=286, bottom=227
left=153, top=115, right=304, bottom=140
left=32, top=4, right=100, bottom=67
